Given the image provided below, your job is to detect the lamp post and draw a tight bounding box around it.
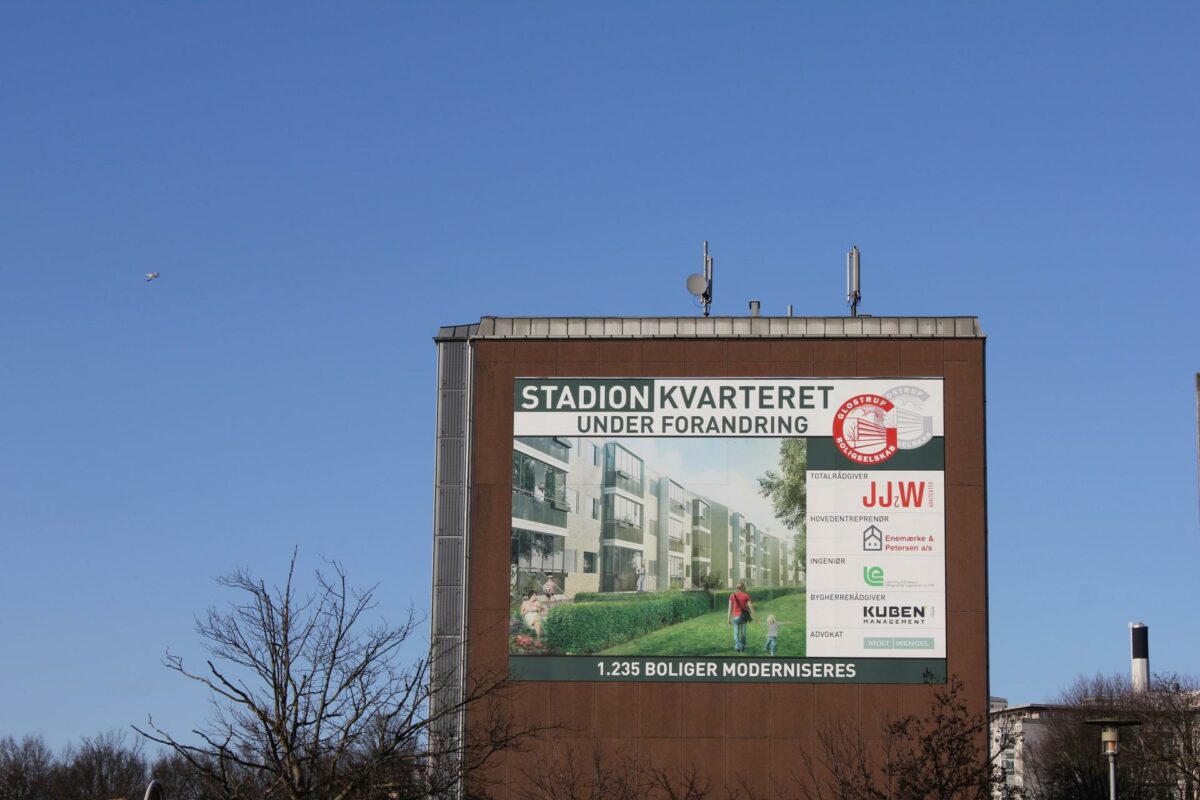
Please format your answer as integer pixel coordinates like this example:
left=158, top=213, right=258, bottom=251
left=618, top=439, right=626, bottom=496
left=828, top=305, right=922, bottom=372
left=1085, top=718, right=1141, bottom=800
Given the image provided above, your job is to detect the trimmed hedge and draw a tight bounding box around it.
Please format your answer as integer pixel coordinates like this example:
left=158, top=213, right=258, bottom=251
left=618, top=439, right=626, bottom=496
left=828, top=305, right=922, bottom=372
left=740, top=586, right=798, bottom=604
left=571, top=590, right=708, bottom=604
left=573, top=586, right=797, bottom=605
left=543, top=592, right=712, bottom=654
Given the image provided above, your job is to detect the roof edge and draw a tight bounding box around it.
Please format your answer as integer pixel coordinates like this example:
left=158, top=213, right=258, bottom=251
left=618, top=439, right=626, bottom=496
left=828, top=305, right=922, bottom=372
left=435, top=316, right=984, bottom=341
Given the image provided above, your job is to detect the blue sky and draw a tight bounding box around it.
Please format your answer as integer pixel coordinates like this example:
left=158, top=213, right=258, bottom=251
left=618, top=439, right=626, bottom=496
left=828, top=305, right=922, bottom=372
left=1, top=3, right=1197, bottom=749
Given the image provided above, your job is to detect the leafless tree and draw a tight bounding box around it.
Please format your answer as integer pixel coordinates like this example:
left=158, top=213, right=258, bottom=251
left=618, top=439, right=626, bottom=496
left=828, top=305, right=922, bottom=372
left=136, top=552, right=544, bottom=800
left=798, top=674, right=1018, bottom=800
left=147, top=751, right=234, bottom=800
left=513, top=742, right=715, bottom=800
left=1136, top=673, right=1200, bottom=800
left=1025, top=672, right=1200, bottom=800
left=54, top=731, right=148, bottom=800
left=0, top=735, right=55, bottom=800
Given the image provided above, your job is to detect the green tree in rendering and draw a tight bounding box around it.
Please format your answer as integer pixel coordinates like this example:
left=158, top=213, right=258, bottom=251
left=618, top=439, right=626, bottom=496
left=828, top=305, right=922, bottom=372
left=757, top=438, right=807, bottom=575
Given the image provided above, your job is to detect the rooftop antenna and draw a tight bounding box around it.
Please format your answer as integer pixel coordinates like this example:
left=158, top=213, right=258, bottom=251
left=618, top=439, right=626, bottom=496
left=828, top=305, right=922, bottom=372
left=686, top=241, right=714, bottom=316
left=846, top=245, right=862, bottom=317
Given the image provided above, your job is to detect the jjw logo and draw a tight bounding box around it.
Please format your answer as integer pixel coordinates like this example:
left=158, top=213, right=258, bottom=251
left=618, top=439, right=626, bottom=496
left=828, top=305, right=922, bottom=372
left=863, top=566, right=884, bottom=587
left=862, top=480, right=931, bottom=509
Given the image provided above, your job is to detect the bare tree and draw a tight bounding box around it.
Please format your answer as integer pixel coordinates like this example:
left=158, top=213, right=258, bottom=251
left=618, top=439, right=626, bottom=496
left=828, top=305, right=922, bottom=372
left=1025, top=672, right=1199, bottom=800
left=147, top=752, right=232, bottom=800
left=513, top=742, right=714, bottom=800
left=798, top=674, right=1017, bottom=800
left=137, top=552, right=543, bottom=800
left=1135, top=673, right=1200, bottom=800
left=54, top=731, right=148, bottom=800
left=0, top=735, right=55, bottom=800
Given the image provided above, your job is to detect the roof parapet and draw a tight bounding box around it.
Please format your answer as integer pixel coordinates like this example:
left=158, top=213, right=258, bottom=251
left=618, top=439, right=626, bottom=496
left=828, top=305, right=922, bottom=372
left=435, top=316, right=983, bottom=341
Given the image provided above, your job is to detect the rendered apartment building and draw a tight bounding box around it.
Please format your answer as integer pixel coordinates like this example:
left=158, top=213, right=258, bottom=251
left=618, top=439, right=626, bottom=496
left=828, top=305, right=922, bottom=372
left=511, top=435, right=795, bottom=596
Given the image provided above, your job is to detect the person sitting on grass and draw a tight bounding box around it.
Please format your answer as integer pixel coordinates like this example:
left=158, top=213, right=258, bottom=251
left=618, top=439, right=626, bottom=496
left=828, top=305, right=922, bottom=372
left=764, top=613, right=792, bottom=656
left=520, top=590, right=544, bottom=639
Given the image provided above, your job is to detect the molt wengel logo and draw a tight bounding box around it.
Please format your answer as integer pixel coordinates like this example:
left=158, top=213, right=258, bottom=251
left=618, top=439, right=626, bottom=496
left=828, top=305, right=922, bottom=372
left=832, top=385, right=936, bottom=464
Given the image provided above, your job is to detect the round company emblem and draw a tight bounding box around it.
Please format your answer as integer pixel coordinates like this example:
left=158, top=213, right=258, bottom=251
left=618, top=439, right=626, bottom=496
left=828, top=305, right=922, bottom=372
left=884, top=385, right=934, bottom=450
left=832, top=394, right=898, bottom=464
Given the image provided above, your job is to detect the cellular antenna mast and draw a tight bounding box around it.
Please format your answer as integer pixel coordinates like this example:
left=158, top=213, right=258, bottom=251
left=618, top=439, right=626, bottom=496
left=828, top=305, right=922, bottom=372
left=846, top=245, right=862, bottom=317
left=686, top=241, right=714, bottom=316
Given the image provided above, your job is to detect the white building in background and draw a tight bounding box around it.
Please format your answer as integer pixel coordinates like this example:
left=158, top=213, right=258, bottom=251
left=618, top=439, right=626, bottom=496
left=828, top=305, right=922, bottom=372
left=989, top=697, right=1061, bottom=798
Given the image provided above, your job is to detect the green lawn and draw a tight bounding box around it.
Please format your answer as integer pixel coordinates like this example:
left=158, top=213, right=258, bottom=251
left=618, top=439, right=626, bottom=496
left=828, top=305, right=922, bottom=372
left=599, top=592, right=807, bottom=657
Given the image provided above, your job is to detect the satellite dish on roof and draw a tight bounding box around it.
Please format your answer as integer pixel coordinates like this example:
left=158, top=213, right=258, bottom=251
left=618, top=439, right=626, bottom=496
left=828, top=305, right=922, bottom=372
left=685, top=241, right=714, bottom=316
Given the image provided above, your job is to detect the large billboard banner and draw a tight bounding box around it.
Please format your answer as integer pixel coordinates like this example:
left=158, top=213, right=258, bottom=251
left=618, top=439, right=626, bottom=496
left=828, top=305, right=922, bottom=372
left=508, top=378, right=945, bottom=683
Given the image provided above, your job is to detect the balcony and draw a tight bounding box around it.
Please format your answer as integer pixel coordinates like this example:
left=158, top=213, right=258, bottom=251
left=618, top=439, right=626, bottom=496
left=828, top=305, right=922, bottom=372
left=603, top=518, right=643, bottom=545
left=668, top=536, right=686, bottom=554
left=516, top=436, right=571, bottom=463
left=511, top=489, right=567, bottom=528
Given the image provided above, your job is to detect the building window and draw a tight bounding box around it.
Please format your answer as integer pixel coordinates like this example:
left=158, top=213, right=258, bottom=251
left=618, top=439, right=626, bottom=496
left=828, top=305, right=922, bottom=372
left=669, top=555, right=685, bottom=588
left=603, top=494, right=644, bottom=544
left=512, top=450, right=568, bottom=527
left=601, top=545, right=643, bottom=592
left=506, top=532, right=561, bottom=582
left=515, top=436, right=570, bottom=463
left=669, top=482, right=686, bottom=517
left=605, top=443, right=644, bottom=495
left=591, top=443, right=601, bottom=466
left=591, top=496, right=600, bottom=520
left=583, top=551, right=597, bottom=573
left=668, top=517, right=686, bottom=554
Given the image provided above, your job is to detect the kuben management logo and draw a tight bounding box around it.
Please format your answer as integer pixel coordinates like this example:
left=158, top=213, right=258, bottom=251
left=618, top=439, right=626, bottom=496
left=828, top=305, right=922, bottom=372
left=832, top=385, right=935, bottom=465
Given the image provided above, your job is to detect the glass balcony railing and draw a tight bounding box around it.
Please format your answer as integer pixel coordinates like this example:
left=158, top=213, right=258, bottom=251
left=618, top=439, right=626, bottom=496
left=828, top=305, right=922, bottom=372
left=516, top=436, right=571, bottom=462
left=511, top=489, right=567, bottom=528
left=603, top=519, right=643, bottom=545
left=668, top=537, right=686, bottom=554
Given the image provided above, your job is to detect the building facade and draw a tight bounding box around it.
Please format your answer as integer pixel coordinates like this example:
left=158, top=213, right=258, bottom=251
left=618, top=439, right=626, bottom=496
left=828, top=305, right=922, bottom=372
left=431, top=315, right=988, bottom=798
left=989, top=698, right=1058, bottom=797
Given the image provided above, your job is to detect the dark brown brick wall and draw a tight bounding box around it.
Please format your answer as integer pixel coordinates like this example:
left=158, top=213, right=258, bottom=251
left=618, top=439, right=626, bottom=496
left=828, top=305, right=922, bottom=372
left=466, top=338, right=988, bottom=797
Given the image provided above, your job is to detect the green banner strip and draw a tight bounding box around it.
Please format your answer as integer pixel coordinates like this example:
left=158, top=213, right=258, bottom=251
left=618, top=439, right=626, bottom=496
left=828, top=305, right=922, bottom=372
left=807, top=437, right=944, bottom=470
left=509, top=655, right=946, bottom=684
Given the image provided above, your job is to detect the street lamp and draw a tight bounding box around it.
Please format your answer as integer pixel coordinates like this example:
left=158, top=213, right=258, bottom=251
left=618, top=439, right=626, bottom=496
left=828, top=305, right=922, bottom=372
left=1085, top=718, right=1141, bottom=800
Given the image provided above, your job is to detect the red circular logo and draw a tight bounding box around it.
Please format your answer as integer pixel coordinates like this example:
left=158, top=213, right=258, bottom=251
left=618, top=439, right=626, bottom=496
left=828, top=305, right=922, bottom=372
left=832, top=394, right=898, bottom=464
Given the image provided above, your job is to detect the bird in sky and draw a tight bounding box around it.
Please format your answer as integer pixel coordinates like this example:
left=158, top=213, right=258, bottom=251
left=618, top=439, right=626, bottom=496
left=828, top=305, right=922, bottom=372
left=145, top=272, right=160, bottom=282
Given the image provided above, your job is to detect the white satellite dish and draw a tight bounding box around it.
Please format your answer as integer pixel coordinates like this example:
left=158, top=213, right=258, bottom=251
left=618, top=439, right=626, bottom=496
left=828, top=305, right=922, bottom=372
left=684, top=241, right=714, bottom=316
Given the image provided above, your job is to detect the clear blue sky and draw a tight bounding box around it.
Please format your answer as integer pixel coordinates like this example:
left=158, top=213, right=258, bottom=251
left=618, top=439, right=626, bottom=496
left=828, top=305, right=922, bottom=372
left=2, top=3, right=1197, bottom=749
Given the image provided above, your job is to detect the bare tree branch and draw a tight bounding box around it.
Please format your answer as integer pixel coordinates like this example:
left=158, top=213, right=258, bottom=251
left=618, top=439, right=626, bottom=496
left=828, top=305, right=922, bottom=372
left=136, top=552, right=549, bottom=800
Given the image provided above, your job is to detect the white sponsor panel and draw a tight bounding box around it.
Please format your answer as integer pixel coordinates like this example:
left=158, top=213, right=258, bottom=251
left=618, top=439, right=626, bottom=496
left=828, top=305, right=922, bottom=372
left=805, top=469, right=946, bottom=659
